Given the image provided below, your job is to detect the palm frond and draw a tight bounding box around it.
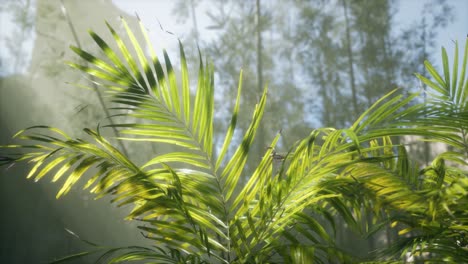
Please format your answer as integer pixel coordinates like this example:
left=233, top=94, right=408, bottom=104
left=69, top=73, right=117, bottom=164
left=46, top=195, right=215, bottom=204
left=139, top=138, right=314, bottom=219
left=0, top=17, right=269, bottom=262
left=1, top=16, right=467, bottom=263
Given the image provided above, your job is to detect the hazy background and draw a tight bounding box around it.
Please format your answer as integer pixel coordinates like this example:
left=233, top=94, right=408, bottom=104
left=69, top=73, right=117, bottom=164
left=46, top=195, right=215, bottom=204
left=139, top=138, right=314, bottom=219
left=0, top=0, right=466, bottom=262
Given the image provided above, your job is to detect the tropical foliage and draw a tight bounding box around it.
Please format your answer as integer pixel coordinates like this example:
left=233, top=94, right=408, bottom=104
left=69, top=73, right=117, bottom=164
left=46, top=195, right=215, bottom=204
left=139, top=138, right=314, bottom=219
left=1, top=18, right=467, bottom=263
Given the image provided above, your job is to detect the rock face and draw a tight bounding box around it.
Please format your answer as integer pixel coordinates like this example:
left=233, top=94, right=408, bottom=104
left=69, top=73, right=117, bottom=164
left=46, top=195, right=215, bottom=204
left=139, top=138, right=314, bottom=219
left=1, top=1, right=146, bottom=263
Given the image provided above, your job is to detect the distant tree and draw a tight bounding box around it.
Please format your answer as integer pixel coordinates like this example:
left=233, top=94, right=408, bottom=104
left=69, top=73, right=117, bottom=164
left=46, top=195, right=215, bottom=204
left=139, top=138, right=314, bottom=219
left=293, top=0, right=453, bottom=129
left=1, top=0, right=35, bottom=75
left=293, top=1, right=348, bottom=127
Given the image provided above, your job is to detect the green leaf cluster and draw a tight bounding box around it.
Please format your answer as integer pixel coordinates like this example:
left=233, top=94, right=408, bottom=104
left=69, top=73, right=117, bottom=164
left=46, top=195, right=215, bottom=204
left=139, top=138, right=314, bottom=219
left=1, top=19, right=467, bottom=263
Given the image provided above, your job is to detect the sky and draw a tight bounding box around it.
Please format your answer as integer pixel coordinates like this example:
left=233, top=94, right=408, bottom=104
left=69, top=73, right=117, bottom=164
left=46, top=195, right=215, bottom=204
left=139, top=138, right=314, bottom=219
left=112, top=0, right=215, bottom=55
left=395, top=0, right=468, bottom=66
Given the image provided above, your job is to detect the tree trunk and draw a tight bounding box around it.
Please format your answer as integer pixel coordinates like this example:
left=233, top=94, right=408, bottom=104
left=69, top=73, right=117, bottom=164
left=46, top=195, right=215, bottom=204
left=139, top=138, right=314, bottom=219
left=189, top=0, right=200, bottom=45
left=342, top=0, right=359, bottom=117
left=255, top=0, right=265, bottom=164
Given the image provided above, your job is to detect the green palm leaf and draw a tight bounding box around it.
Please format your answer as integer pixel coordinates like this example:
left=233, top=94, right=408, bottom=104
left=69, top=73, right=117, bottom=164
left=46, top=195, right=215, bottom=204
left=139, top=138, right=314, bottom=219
left=1, top=15, right=467, bottom=263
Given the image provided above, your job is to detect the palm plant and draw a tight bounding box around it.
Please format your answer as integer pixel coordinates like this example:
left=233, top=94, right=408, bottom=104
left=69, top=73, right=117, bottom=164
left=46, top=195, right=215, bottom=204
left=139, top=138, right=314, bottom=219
left=330, top=38, right=468, bottom=262
left=1, top=17, right=466, bottom=263
left=357, top=39, right=468, bottom=262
